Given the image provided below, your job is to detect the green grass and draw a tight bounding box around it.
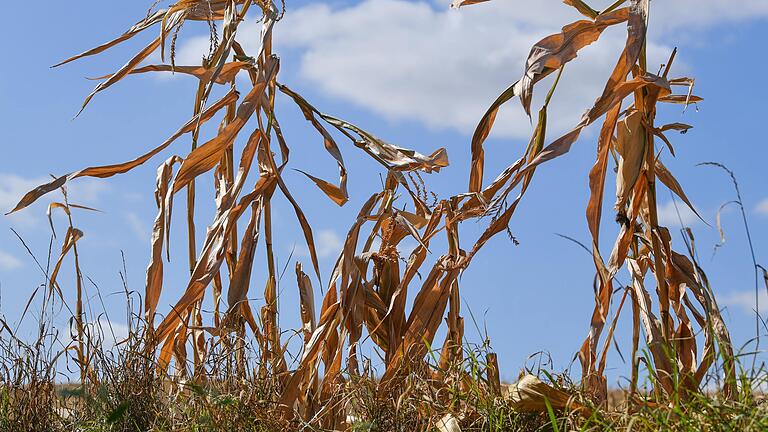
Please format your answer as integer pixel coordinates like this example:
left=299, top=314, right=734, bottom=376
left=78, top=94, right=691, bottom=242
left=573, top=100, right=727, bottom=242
left=2, top=333, right=765, bottom=431
left=3, top=381, right=766, bottom=431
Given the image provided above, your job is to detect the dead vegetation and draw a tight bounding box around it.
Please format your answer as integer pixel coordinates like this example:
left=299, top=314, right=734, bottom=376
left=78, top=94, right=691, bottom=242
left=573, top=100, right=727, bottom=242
left=1, top=0, right=766, bottom=431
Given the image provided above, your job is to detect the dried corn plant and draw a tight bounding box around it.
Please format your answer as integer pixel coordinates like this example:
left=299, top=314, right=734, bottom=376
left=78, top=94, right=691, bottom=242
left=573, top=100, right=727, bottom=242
left=8, top=0, right=738, bottom=427
left=455, top=0, right=736, bottom=405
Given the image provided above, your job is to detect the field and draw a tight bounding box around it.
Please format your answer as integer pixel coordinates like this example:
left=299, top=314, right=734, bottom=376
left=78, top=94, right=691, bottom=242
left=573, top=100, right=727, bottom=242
left=1, top=0, right=767, bottom=431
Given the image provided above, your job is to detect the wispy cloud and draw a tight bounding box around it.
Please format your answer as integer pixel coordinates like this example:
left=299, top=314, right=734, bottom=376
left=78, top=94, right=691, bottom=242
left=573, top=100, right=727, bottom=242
left=67, top=180, right=109, bottom=205
left=0, top=173, right=49, bottom=213
left=126, top=212, right=150, bottom=239
left=93, top=317, right=131, bottom=349
left=0, top=249, right=23, bottom=271
left=756, top=198, right=768, bottom=216
left=316, top=229, right=343, bottom=258
left=65, top=317, right=131, bottom=350
left=719, top=290, right=768, bottom=316
left=293, top=229, right=343, bottom=259
left=656, top=201, right=704, bottom=227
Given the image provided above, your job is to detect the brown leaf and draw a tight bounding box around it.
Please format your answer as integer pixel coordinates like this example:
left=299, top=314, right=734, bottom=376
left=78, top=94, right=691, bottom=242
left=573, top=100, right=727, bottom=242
left=52, top=9, right=167, bottom=68
left=154, top=176, right=276, bottom=343
left=519, top=74, right=670, bottom=177
left=78, top=36, right=164, bottom=116
left=273, top=173, right=324, bottom=283
left=279, top=303, right=341, bottom=411
left=90, top=61, right=251, bottom=85
left=468, top=82, right=517, bottom=192
left=658, top=95, right=703, bottom=104
left=7, top=89, right=238, bottom=214
left=563, top=0, right=599, bottom=18
left=276, top=84, right=348, bottom=203
left=277, top=84, right=346, bottom=173
left=145, top=156, right=182, bottom=327
left=655, top=160, right=708, bottom=225
left=46, top=202, right=100, bottom=238
left=599, top=0, right=649, bottom=100
left=658, top=122, right=693, bottom=134
left=324, top=116, right=449, bottom=173
left=627, top=258, right=675, bottom=394
left=382, top=264, right=457, bottom=383
left=227, top=202, right=262, bottom=313
left=586, top=104, right=621, bottom=245
left=220, top=133, right=264, bottom=318
left=296, top=263, right=317, bottom=342
left=49, top=227, right=84, bottom=298
left=296, top=170, right=348, bottom=206
left=468, top=2, right=643, bottom=193
left=614, top=110, right=646, bottom=211
left=450, top=0, right=492, bottom=8
left=172, top=59, right=278, bottom=193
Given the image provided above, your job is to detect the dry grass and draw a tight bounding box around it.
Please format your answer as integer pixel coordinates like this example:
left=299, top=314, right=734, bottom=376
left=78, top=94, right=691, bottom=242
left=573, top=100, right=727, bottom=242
left=2, top=0, right=766, bottom=430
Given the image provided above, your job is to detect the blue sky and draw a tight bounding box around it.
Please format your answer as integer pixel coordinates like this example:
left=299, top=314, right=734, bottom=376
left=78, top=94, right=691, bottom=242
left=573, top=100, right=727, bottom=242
left=1, top=0, right=767, bottom=384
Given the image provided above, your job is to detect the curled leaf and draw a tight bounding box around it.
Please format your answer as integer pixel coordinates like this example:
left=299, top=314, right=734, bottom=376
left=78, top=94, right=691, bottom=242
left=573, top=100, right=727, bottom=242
left=450, top=0, right=492, bottom=8
left=518, top=8, right=629, bottom=116
left=508, top=374, right=591, bottom=416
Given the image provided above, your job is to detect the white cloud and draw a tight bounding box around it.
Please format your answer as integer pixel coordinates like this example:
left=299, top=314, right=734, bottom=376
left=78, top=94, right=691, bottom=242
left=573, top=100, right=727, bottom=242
left=67, top=317, right=131, bottom=350
left=719, top=290, right=768, bottom=316
left=294, top=229, right=343, bottom=259
left=316, top=229, right=343, bottom=258
left=274, top=0, right=671, bottom=138
left=756, top=199, right=768, bottom=216
left=126, top=212, right=150, bottom=239
left=175, top=0, right=768, bottom=138
left=67, top=179, right=109, bottom=205
left=656, top=200, right=703, bottom=227
left=0, top=249, right=23, bottom=271
left=95, top=318, right=131, bottom=348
